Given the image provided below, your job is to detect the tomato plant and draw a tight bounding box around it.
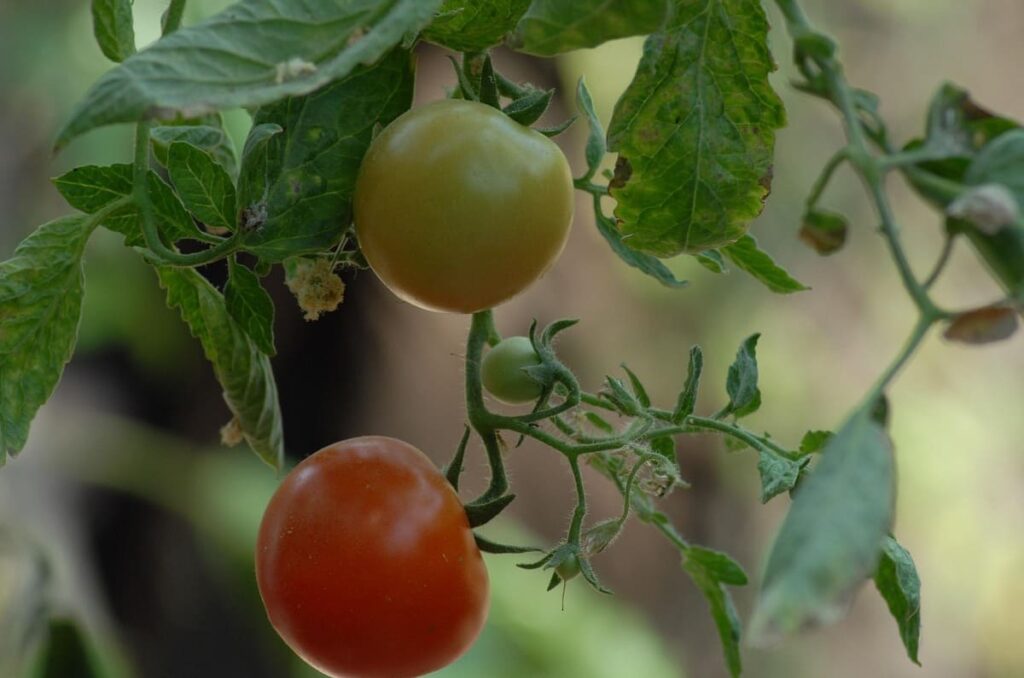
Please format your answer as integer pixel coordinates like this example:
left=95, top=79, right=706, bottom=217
left=481, top=335, right=543, bottom=404
left=354, top=99, right=574, bottom=313
left=3, top=0, right=1023, bottom=676
left=256, top=436, right=488, bottom=678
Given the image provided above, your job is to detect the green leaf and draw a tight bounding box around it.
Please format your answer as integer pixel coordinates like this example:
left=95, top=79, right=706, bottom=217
left=694, top=250, right=727, bottom=273
left=157, top=267, right=284, bottom=470
left=28, top=618, right=111, bottom=678
left=750, top=408, right=894, bottom=641
left=511, top=0, right=668, bottom=56
left=225, top=259, right=276, bottom=356
left=672, top=345, right=703, bottom=423
left=757, top=451, right=801, bottom=503
left=238, top=49, right=415, bottom=261
left=575, top=77, right=606, bottom=181
left=425, top=0, right=532, bottom=52
left=584, top=411, right=615, bottom=434
left=965, top=129, right=1024, bottom=207
left=151, top=124, right=238, bottom=178
left=0, top=217, right=92, bottom=461
left=168, top=142, right=237, bottom=232
left=953, top=217, right=1024, bottom=304
left=798, top=429, right=833, bottom=455
left=874, top=536, right=922, bottom=665
left=593, top=208, right=689, bottom=288
left=52, top=164, right=203, bottom=246
left=621, top=364, right=651, bottom=408
left=606, top=1, right=785, bottom=256
left=725, top=334, right=760, bottom=417
left=682, top=546, right=746, bottom=677
left=502, top=89, right=553, bottom=126
left=722, top=235, right=809, bottom=294
left=478, top=55, right=500, bottom=109
left=57, top=0, right=443, bottom=147
left=799, top=209, right=848, bottom=255
left=91, top=0, right=135, bottom=63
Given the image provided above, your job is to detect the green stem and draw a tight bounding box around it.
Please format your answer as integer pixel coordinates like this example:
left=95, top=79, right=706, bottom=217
left=566, top=456, right=587, bottom=542
left=861, top=315, right=933, bottom=407
left=806, top=147, right=849, bottom=210
left=685, top=416, right=799, bottom=460
left=923, top=234, right=955, bottom=290
left=466, top=311, right=509, bottom=502
left=162, top=0, right=187, bottom=35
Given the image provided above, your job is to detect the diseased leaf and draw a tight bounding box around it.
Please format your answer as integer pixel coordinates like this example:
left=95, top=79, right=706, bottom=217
left=800, top=209, right=848, bottom=255
left=511, top=0, right=668, bottom=56
left=943, top=305, right=1019, bottom=344
left=757, top=451, right=801, bottom=503
left=168, top=141, right=238, bottom=232
left=425, top=0, right=532, bottom=52
left=725, top=334, right=760, bottom=417
left=682, top=546, right=747, bottom=677
left=750, top=408, right=894, bottom=642
left=151, top=124, right=238, bottom=178
left=965, top=129, right=1024, bottom=207
left=723, top=235, right=809, bottom=294
left=53, top=164, right=203, bottom=246
left=874, top=536, right=922, bottom=665
left=57, top=0, right=442, bottom=147
left=225, top=259, right=276, bottom=356
left=607, top=1, right=785, bottom=256
left=158, top=267, right=284, bottom=469
left=0, top=217, right=92, bottom=461
left=91, top=0, right=135, bottom=63
left=238, top=49, right=415, bottom=261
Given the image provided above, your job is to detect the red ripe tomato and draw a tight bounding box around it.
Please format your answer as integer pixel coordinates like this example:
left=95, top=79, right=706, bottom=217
left=255, top=436, right=489, bottom=678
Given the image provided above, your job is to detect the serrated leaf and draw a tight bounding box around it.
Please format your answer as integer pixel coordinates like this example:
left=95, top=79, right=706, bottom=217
left=606, top=2, right=785, bottom=256
left=874, top=536, right=922, bottom=665
left=424, top=0, right=532, bottom=52
left=757, top=451, right=801, bottom=503
left=673, top=345, right=703, bottom=422
left=238, top=49, right=415, bottom=261
left=511, top=0, right=668, bottom=56
left=91, top=0, right=135, bottom=63
left=57, top=0, right=443, bottom=147
left=52, top=164, right=204, bottom=246
left=943, top=305, right=1019, bottom=344
left=750, top=409, right=894, bottom=642
left=800, top=209, right=848, bottom=255
left=725, top=334, right=760, bottom=416
left=593, top=207, right=689, bottom=288
left=799, top=430, right=833, bottom=455
left=157, top=267, right=283, bottom=469
left=151, top=124, right=238, bottom=178
left=723, top=235, right=809, bottom=293
left=168, top=142, right=237, bottom=232
left=575, top=78, right=606, bottom=180
left=682, top=546, right=747, bottom=677
left=694, top=249, right=727, bottom=273
left=0, top=217, right=92, bottom=461
left=225, top=260, right=276, bottom=356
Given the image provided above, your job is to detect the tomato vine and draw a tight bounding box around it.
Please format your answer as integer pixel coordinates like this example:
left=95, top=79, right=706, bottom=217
left=2, top=0, right=1021, bottom=676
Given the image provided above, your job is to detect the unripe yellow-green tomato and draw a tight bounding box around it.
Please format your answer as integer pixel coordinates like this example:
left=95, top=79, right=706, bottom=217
left=354, top=99, right=574, bottom=313
left=481, top=336, right=543, bottom=404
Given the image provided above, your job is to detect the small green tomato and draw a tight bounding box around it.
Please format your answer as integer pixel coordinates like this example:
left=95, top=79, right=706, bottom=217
left=481, top=336, right=543, bottom=404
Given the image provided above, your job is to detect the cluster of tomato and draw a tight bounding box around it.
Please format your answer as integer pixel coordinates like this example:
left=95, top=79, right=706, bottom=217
left=256, top=99, right=576, bottom=677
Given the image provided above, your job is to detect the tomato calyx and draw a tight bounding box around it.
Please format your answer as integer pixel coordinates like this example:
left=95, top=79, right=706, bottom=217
left=448, top=52, right=575, bottom=135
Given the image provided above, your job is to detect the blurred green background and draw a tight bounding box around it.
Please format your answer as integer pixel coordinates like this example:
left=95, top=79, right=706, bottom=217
left=1, top=1, right=1022, bottom=676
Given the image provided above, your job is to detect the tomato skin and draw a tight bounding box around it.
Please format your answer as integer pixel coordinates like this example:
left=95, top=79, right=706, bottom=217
left=256, top=436, right=489, bottom=678
left=481, top=336, right=543, bottom=404
left=354, top=99, right=574, bottom=313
